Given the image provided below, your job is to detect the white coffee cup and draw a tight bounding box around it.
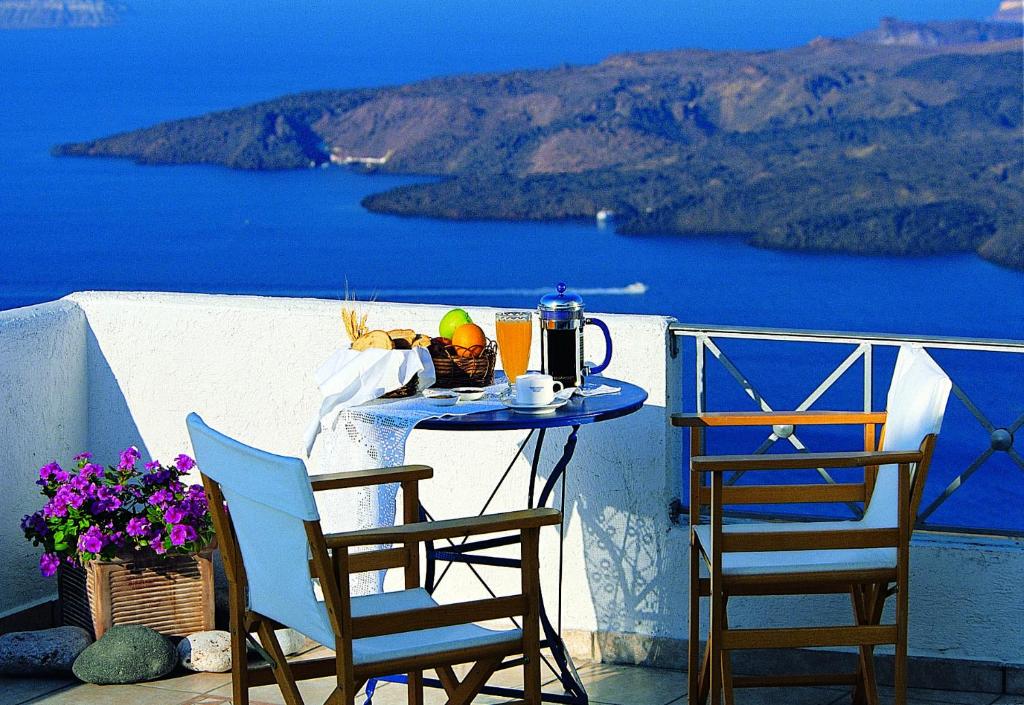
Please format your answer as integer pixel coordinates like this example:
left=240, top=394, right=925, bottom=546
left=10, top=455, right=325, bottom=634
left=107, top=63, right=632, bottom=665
left=515, top=372, right=563, bottom=406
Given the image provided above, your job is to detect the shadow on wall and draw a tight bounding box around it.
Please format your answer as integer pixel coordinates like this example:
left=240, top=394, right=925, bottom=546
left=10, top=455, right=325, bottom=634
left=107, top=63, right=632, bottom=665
left=83, top=324, right=150, bottom=464
left=537, top=404, right=680, bottom=665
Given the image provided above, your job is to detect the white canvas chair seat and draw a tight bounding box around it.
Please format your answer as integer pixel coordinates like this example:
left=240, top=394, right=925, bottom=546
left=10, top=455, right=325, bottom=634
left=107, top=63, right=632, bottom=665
left=692, top=523, right=896, bottom=576
left=345, top=588, right=522, bottom=665
left=304, top=586, right=522, bottom=662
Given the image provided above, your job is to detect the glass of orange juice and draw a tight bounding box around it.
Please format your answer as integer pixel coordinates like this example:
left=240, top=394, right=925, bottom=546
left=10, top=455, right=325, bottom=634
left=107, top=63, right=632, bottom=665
left=495, top=311, right=532, bottom=385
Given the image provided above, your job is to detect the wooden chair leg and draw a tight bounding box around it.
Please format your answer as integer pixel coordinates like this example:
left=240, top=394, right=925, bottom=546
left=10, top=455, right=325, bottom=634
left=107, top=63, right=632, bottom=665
left=230, top=637, right=249, bottom=705
left=255, top=620, right=305, bottom=705
left=851, top=584, right=880, bottom=705
left=522, top=526, right=542, bottom=705
left=720, top=598, right=734, bottom=705
left=851, top=585, right=864, bottom=705
left=408, top=670, right=424, bottom=705
left=697, top=622, right=712, bottom=705
left=709, top=587, right=723, bottom=705
left=229, top=594, right=249, bottom=705
left=436, top=665, right=459, bottom=698
left=895, top=578, right=909, bottom=705
left=447, top=656, right=502, bottom=705
left=688, top=532, right=702, bottom=705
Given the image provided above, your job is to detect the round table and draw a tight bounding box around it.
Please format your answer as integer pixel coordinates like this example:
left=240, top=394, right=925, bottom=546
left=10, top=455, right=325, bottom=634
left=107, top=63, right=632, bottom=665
left=417, top=377, right=648, bottom=431
left=415, top=377, right=647, bottom=705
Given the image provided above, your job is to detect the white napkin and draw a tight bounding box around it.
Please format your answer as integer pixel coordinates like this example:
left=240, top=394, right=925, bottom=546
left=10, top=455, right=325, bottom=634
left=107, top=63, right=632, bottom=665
left=575, top=384, right=620, bottom=397
left=304, top=347, right=436, bottom=454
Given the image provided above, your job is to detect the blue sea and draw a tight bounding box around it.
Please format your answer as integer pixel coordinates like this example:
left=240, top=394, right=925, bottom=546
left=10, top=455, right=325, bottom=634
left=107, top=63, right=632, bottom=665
left=1, top=0, right=1021, bottom=531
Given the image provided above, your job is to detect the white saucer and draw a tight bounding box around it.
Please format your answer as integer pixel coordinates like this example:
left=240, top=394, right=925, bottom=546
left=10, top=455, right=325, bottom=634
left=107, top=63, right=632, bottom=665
left=504, top=398, right=570, bottom=414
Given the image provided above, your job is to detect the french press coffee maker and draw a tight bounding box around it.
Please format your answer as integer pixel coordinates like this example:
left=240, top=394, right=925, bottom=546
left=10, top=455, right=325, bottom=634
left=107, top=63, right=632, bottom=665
left=538, top=282, right=614, bottom=389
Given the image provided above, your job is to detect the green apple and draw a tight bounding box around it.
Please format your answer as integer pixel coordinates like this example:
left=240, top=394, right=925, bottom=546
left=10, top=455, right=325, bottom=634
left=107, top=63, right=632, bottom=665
left=439, top=308, right=472, bottom=339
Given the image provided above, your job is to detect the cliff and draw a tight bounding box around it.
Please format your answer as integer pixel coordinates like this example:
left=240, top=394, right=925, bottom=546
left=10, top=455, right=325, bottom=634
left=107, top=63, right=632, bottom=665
left=53, top=18, right=1024, bottom=269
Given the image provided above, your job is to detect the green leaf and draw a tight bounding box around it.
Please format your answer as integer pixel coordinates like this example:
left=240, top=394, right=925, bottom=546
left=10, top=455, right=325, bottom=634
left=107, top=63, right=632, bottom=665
left=54, top=542, right=67, bottom=551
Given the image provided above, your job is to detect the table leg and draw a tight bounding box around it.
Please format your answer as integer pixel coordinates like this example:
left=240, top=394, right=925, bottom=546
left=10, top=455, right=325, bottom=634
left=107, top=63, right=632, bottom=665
left=533, top=426, right=587, bottom=703
left=419, top=424, right=589, bottom=705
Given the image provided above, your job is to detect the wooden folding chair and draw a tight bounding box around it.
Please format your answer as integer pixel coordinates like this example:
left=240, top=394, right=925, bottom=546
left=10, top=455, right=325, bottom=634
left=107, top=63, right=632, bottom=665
left=673, top=346, right=952, bottom=705
left=186, top=412, right=560, bottom=705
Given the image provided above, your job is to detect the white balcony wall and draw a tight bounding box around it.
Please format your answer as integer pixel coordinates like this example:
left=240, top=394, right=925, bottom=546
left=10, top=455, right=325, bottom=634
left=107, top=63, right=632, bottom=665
left=0, top=301, right=88, bottom=617
left=0, top=291, right=1021, bottom=669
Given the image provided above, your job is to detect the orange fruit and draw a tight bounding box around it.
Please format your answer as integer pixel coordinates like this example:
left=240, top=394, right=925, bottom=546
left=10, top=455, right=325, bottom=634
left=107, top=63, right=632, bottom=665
left=451, top=323, right=486, bottom=358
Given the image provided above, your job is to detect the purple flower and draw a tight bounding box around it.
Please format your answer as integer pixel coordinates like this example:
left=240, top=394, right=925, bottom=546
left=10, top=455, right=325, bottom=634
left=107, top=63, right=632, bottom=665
left=175, top=454, right=196, bottom=472
left=80, top=463, right=103, bottom=480
left=21, top=512, right=48, bottom=537
left=144, top=460, right=160, bottom=471
left=143, top=470, right=171, bottom=486
left=125, top=517, right=151, bottom=537
left=118, top=446, right=141, bottom=471
left=77, top=526, right=105, bottom=554
left=169, top=524, right=197, bottom=546
left=73, top=452, right=92, bottom=462
left=38, top=462, right=61, bottom=481
left=150, top=532, right=167, bottom=554
left=148, top=489, right=172, bottom=506
left=90, top=486, right=121, bottom=514
left=163, top=504, right=186, bottom=524
left=39, top=553, right=60, bottom=577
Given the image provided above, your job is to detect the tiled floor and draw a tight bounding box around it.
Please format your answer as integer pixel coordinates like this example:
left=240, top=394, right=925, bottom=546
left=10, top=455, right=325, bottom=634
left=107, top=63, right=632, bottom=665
left=2, top=660, right=1022, bottom=705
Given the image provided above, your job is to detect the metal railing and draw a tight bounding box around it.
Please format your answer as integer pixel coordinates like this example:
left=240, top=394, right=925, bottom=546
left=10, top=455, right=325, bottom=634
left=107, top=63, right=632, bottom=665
left=669, top=322, right=1024, bottom=537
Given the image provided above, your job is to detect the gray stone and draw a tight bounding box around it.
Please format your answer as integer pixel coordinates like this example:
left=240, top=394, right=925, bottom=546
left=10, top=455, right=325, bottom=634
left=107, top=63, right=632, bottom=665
left=178, top=630, right=232, bottom=673
left=254, top=628, right=307, bottom=657
left=0, top=626, right=92, bottom=676
left=71, top=625, right=176, bottom=684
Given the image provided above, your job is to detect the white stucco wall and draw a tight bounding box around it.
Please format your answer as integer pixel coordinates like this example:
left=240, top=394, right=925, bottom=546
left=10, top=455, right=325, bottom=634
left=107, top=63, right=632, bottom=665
left=0, top=291, right=1021, bottom=667
left=0, top=300, right=87, bottom=617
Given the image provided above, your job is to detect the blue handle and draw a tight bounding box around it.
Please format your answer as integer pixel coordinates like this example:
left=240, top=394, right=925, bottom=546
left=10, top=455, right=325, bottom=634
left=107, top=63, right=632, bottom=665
left=584, top=317, right=613, bottom=375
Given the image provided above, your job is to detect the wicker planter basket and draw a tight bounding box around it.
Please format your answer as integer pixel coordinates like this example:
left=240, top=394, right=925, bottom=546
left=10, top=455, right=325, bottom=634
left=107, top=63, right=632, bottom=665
left=431, top=340, right=497, bottom=388
left=59, top=549, right=215, bottom=639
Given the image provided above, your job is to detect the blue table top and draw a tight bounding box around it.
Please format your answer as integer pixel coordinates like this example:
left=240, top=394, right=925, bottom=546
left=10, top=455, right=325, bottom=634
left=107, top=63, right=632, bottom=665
left=417, top=377, right=647, bottom=431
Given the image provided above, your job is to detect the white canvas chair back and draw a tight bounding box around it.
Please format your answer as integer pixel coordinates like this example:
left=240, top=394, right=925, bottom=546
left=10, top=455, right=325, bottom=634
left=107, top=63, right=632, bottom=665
left=862, top=347, right=952, bottom=528
left=186, top=413, right=336, bottom=648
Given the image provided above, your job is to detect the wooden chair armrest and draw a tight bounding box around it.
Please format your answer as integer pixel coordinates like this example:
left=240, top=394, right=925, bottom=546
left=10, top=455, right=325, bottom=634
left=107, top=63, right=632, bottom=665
left=692, top=450, right=923, bottom=472
left=672, top=411, right=887, bottom=428
left=351, top=595, right=528, bottom=639
left=324, top=508, right=562, bottom=548
left=310, top=465, right=433, bottom=491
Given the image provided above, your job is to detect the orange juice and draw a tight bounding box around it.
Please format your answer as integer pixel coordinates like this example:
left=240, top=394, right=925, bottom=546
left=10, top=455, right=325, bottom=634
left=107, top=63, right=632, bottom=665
left=495, top=314, right=532, bottom=383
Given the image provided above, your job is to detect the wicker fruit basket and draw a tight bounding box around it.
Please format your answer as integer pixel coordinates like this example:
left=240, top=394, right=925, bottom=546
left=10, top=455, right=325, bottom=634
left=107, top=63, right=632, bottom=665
left=431, top=340, right=497, bottom=388
left=59, top=549, right=215, bottom=639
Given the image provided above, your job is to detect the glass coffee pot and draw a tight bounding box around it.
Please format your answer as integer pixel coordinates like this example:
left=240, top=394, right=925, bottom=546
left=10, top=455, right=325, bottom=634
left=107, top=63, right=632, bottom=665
left=537, top=283, right=613, bottom=389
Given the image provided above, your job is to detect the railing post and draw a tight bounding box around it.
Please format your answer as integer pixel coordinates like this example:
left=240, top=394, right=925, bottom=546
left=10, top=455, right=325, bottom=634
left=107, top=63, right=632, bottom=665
left=863, top=343, right=873, bottom=413
left=695, top=335, right=706, bottom=415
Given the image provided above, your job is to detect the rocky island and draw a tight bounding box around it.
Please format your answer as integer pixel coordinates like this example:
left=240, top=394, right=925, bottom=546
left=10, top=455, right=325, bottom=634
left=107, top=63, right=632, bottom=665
left=54, top=18, right=1024, bottom=269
